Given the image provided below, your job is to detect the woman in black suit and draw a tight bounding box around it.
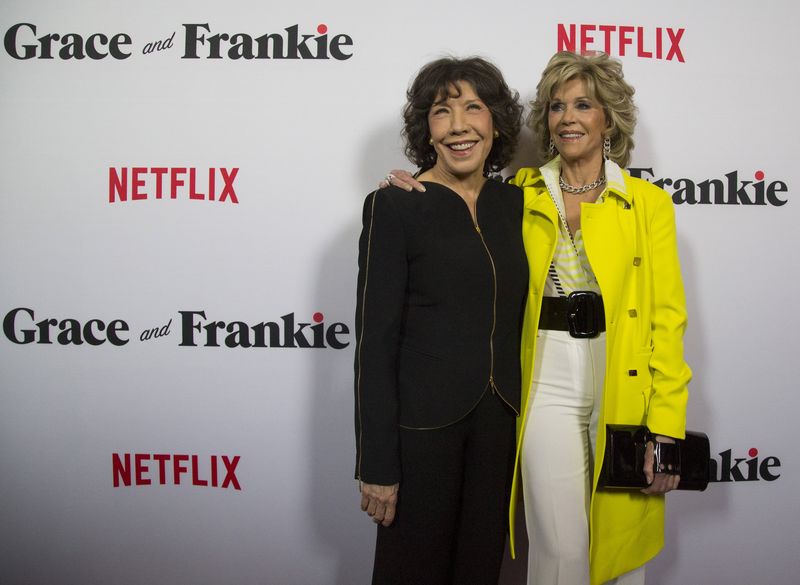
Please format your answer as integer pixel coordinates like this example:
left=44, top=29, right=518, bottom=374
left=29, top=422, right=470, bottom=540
left=354, top=57, right=528, bottom=585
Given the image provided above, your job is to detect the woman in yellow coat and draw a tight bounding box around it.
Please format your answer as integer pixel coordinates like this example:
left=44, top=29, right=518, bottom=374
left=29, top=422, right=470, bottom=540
left=508, top=52, right=691, bottom=585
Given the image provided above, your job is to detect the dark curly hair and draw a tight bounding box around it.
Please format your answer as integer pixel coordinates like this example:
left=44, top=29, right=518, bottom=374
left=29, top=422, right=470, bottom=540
left=402, top=57, right=522, bottom=173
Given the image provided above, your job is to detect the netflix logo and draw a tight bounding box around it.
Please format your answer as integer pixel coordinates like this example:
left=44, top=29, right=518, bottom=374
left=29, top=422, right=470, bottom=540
left=113, top=453, right=241, bottom=490
left=108, top=167, right=239, bottom=204
left=557, top=23, right=685, bottom=62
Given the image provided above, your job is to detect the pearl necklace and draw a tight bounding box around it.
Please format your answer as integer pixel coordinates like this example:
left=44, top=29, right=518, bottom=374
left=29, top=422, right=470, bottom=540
left=559, top=174, right=606, bottom=194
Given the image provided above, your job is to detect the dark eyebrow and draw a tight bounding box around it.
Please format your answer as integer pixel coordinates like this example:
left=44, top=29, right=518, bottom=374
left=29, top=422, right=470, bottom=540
left=432, top=96, right=483, bottom=108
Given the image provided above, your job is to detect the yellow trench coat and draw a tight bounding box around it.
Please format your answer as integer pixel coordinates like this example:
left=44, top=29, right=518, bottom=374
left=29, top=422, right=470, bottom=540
left=509, top=160, right=691, bottom=585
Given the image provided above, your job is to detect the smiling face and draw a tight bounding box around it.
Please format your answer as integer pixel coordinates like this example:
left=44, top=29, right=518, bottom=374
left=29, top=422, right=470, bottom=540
left=548, top=77, right=608, bottom=166
left=427, top=81, right=494, bottom=182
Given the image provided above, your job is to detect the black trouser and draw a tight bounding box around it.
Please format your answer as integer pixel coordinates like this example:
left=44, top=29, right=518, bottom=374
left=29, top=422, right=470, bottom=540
left=372, top=391, right=516, bottom=585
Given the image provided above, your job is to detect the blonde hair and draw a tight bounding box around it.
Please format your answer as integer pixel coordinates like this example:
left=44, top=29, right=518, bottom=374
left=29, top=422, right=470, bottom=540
left=528, top=51, right=637, bottom=167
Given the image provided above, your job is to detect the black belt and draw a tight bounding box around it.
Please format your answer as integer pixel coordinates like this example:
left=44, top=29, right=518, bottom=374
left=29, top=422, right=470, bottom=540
left=540, top=292, right=606, bottom=338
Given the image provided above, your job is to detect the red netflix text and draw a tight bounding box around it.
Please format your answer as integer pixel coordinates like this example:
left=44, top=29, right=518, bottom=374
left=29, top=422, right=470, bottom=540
left=108, top=167, right=239, bottom=203
left=557, top=24, right=685, bottom=62
left=112, top=453, right=241, bottom=490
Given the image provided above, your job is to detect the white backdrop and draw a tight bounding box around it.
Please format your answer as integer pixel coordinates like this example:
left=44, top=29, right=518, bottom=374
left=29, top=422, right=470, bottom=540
left=1, top=1, right=797, bottom=584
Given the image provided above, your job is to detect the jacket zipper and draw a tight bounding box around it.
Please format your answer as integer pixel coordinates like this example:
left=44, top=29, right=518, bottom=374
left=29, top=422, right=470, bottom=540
left=474, top=222, right=519, bottom=416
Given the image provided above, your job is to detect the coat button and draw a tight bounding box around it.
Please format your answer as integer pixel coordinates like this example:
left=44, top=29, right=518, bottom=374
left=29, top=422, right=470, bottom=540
left=633, top=257, right=641, bottom=266
left=628, top=309, right=638, bottom=318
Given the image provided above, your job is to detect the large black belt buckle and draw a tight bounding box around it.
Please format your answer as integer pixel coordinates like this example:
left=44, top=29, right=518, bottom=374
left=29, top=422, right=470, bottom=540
left=567, top=291, right=602, bottom=338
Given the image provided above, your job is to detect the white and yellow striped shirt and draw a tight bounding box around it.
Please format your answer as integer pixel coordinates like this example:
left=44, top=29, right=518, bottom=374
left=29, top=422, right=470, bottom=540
left=539, top=157, right=626, bottom=297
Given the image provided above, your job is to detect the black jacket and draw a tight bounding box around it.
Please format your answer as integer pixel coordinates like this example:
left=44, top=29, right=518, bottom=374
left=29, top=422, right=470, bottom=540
left=354, top=180, right=528, bottom=485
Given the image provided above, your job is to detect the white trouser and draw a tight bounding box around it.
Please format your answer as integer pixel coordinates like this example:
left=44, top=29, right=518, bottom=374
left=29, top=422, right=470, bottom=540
left=521, top=330, right=645, bottom=585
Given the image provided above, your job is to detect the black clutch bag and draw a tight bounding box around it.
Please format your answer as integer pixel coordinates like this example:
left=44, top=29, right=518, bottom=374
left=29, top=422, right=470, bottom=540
left=597, top=425, right=711, bottom=491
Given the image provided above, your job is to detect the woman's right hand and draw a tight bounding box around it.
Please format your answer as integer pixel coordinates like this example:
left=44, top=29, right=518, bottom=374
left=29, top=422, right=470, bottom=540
left=379, top=170, right=426, bottom=192
left=360, top=482, right=400, bottom=527
left=641, top=436, right=681, bottom=494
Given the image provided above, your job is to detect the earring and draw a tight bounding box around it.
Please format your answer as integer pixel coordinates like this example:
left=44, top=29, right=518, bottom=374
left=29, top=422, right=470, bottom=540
left=548, top=138, right=555, bottom=158
left=493, top=130, right=500, bottom=138
left=428, top=137, right=434, bottom=145
left=603, top=136, right=611, bottom=160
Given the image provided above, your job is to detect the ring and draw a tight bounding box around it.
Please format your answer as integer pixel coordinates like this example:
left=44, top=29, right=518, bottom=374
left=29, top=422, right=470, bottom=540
left=386, top=174, right=395, bottom=184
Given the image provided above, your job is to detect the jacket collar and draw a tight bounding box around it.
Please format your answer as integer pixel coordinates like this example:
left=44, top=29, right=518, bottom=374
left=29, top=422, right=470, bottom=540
left=536, top=156, right=633, bottom=206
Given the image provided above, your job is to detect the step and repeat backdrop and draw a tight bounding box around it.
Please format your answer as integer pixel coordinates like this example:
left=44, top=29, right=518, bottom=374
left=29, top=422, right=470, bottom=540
left=1, top=1, right=797, bottom=584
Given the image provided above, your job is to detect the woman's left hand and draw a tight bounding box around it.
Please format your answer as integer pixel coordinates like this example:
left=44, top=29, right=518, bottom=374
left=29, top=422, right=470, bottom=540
left=641, top=435, right=681, bottom=494
left=360, top=482, right=399, bottom=527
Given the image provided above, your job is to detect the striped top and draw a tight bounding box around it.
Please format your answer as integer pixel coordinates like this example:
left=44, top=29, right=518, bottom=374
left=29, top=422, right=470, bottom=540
left=539, top=157, right=613, bottom=298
